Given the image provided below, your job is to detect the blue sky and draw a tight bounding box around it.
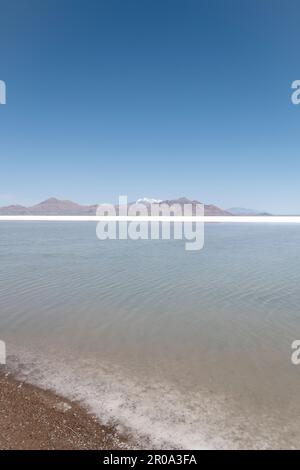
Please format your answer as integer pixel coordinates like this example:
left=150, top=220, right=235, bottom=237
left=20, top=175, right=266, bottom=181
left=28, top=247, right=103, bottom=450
left=0, top=0, right=299, bottom=213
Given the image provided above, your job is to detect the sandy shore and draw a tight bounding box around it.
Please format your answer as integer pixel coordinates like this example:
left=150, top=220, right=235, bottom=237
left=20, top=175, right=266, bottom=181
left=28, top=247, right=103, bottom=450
left=0, top=368, right=132, bottom=450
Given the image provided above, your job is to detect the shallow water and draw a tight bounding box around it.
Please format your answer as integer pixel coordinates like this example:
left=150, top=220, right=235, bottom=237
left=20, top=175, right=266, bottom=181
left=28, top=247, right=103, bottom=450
left=1, top=222, right=300, bottom=448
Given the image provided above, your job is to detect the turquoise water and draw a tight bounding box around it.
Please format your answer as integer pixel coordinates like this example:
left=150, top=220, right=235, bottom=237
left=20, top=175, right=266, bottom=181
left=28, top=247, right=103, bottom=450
left=0, top=222, right=300, bottom=448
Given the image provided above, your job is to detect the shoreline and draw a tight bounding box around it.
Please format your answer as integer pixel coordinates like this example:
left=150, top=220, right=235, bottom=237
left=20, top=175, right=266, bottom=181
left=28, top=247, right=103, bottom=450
left=0, top=367, right=133, bottom=450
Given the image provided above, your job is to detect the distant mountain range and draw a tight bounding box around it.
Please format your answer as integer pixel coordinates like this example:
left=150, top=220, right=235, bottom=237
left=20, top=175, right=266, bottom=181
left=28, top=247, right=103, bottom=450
left=0, top=197, right=232, bottom=216
left=227, top=207, right=272, bottom=216
left=157, top=198, right=231, bottom=216
left=0, top=197, right=271, bottom=216
left=0, top=198, right=98, bottom=215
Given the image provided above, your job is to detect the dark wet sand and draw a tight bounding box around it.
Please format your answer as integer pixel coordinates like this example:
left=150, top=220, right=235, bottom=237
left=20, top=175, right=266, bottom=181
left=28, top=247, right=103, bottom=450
left=0, top=369, right=132, bottom=450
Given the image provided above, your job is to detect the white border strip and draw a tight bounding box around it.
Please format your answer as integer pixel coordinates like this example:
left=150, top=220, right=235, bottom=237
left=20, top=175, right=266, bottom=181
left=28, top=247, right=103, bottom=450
left=0, top=215, right=300, bottom=223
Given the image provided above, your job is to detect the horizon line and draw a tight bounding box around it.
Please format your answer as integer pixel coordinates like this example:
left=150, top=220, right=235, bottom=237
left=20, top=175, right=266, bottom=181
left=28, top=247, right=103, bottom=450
left=1, top=215, right=300, bottom=223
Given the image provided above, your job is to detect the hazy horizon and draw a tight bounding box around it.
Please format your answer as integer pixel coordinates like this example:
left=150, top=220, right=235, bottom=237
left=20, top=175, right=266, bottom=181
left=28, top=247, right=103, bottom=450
left=0, top=194, right=270, bottom=214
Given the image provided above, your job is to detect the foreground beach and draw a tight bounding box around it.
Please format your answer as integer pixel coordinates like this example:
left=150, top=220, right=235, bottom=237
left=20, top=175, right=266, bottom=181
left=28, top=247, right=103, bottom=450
left=0, top=369, right=131, bottom=450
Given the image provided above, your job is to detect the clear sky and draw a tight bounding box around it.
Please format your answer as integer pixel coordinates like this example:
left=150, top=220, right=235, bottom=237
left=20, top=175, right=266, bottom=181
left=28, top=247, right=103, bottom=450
left=0, top=0, right=299, bottom=213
